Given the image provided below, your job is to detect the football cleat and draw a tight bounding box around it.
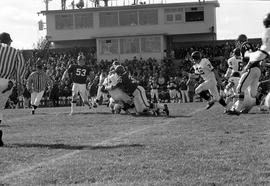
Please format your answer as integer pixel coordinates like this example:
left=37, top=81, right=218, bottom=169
left=205, top=101, right=215, bottom=110
left=260, top=105, right=269, bottom=112
left=0, top=130, right=3, bottom=147
left=226, top=109, right=241, bottom=116
left=31, top=109, right=35, bottom=115
left=223, top=109, right=229, bottom=114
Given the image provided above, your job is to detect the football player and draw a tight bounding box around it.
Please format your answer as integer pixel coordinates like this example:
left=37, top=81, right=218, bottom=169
left=228, top=13, right=270, bottom=115
left=224, top=71, right=241, bottom=107
left=61, top=54, right=93, bottom=115
left=190, top=51, right=227, bottom=110
left=224, top=48, right=243, bottom=79
left=112, top=65, right=169, bottom=116
left=103, top=71, right=134, bottom=114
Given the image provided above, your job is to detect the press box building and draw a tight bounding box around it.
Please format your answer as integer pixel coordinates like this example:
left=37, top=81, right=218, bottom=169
left=40, top=0, right=220, bottom=61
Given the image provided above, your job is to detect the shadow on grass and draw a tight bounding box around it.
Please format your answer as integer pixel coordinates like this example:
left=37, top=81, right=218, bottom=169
left=0, top=125, right=10, bottom=128
left=6, top=143, right=144, bottom=150
left=60, top=112, right=114, bottom=115
left=59, top=112, right=191, bottom=118
left=130, top=114, right=192, bottom=118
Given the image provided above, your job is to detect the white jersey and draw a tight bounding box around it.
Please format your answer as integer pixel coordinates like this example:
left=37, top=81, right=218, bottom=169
left=249, top=28, right=270, bottom=62
left=103, top=73, right=120, bottom=89
left=261, top=28, right=270, bottom=54
left=227, top=56, right=243, bottom=74
left=103, top=73, right=132, bottom=105
left=193, top=58, right=215, bottom=81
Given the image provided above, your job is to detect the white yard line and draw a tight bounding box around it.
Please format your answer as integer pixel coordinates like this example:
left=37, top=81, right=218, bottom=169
left=0, top=108, right=202, bottom=181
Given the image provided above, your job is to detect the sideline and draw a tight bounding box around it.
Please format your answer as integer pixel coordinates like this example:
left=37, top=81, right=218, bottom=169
left=0, top=108, right=203, bottom=182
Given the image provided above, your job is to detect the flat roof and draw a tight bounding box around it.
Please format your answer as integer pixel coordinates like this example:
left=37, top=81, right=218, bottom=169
left=40, top=1, right=219, bottom=15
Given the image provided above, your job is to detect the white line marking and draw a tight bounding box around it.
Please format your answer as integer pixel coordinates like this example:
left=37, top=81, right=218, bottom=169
left=0, top=108, right=203, bottom=181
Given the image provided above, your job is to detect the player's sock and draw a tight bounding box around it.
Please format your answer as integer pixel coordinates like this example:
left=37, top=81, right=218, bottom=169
left=70, top=101, right=76, bottom=114
left=31, top=105, right=37, bottom=114
left=0, top=130, right=3, bottom=147
left=199, top=91, right=210, bottom=101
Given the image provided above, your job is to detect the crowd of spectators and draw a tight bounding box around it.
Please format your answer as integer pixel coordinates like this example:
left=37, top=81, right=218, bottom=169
left=7, top=40, right=270, bottom=109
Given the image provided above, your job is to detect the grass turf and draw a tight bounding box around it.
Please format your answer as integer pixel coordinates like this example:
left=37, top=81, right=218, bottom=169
left=0, top=103, right=270, bottom=185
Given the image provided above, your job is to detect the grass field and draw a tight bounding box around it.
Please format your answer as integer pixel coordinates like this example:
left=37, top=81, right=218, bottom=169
left=0, top=102, right=270, bottom=186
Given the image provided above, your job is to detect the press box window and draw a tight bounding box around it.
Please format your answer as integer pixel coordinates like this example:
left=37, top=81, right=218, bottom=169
left=185, top=7, right=204, bottom=22
left=185, top=11, right=204, bottom=22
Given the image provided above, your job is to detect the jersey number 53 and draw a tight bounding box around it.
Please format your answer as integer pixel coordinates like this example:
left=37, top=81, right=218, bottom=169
left=76, top=68, right=86, bottom=76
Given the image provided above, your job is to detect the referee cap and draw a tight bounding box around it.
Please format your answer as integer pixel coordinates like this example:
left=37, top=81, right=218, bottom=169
left=0, top=32, right=13, bottom=44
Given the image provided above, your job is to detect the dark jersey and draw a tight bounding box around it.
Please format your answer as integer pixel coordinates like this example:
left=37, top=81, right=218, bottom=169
left=117, top=72, right=138, bottom=95
left=67, top=64, right=91, bottom=84
left=240, top=41, right=254, bottom=64
left=167, top=80, right=177, bottom=90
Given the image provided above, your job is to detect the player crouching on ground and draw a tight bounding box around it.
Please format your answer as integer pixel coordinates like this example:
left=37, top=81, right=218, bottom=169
left=108, top=65, right=169, bottom=116
left=102, top=71, right=135, bottom=114
left=61, top=54, right=93, bottom=115
left=189, top=51, right=228, bottom=110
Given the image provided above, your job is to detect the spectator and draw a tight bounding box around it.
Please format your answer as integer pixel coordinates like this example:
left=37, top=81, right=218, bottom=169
left=179, top=76, right=189, bottom=103
left=186, top=75, right=196, bottom=102
left=22, top=84, right=31, bottom=108
left=49, top=79, right=60, bottom=107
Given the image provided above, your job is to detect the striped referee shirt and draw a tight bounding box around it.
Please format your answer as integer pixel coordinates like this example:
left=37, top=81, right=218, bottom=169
left=27, top=70, right=52, bottom=93
left=0, top=43, right=26, bottom=82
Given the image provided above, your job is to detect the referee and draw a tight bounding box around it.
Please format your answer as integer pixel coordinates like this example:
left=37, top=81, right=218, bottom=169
left=0, top=32, right=26, bottom=147
left=26, top=59, right=52, bottom=115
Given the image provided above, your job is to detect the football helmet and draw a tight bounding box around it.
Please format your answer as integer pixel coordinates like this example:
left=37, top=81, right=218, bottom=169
left=191, top=51, right=201, bottom=61
left=263, top=13, right=270, bottom=28
left=237, top=34, right=247, bottom=43
left=114, top=65, right=125, bottom=75
left=233, top=48, right=241, bottom=57
left=77, top=55, right=86, bottom=65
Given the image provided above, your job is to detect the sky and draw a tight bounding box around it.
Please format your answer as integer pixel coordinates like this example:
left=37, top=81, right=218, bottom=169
left=0, top=0, right=269, bottom=49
